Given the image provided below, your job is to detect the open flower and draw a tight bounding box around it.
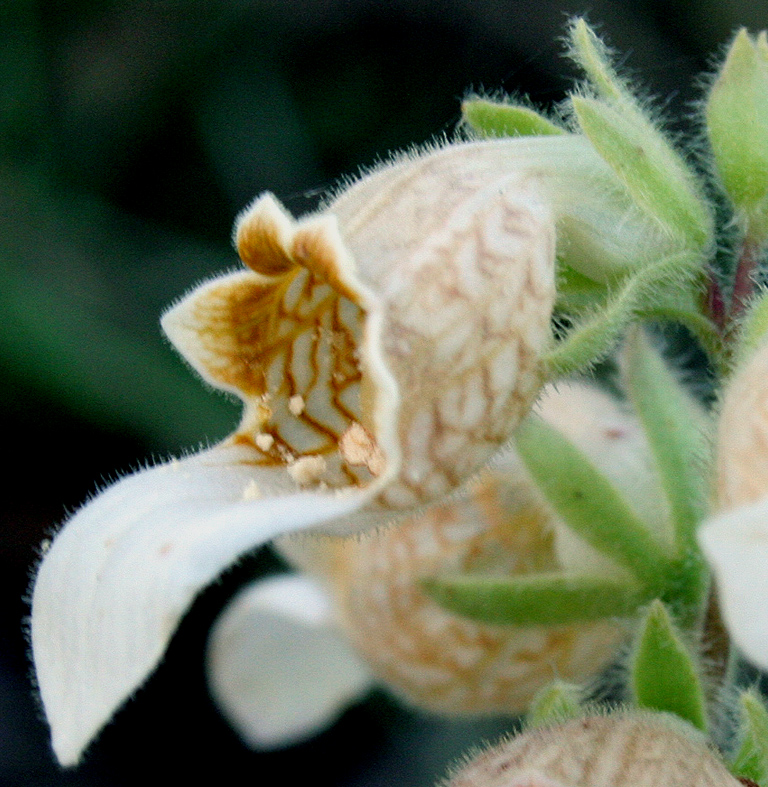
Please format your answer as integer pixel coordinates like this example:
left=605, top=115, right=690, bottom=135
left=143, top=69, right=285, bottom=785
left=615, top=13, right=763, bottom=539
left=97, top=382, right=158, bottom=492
left=31, top=136, right=574, bottom=766
left=698, top=338, right=768, bottom=669
left=31, top=131, right=674, bottom=766
left=206, top=381, right=662, bottom=749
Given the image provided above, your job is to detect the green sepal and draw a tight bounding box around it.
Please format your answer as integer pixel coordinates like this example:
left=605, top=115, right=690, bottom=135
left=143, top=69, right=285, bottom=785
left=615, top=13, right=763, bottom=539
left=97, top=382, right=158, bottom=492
left=705, top=29, right=768, bottom=235
left=544, top=251, right=702, bottom=377
left=640, top=278, right=725, bottom=372
left=555, top=265, right=609, bottom=315
left=526, top=681, right=584, bottom=727
left=514, top=416, right=672, bottom=591
left=621, top=329, right=710, bottom=550
left=758, top=31, right=768, bottom=62
left=422, top=571, right=651, bottom=626
left=567, top=18, right=630, bottom=105
left=572, top=95, right=712, bottom=251
left=731, top=690, right=768, bottom=786
left=462, top=98, right=565, bottom=138
left=630, top=600, right=707, bottom=731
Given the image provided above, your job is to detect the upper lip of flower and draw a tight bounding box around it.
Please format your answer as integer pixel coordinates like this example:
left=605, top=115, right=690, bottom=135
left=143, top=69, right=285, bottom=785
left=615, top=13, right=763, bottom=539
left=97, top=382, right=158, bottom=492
left=30, top=135, right=566, bottom=766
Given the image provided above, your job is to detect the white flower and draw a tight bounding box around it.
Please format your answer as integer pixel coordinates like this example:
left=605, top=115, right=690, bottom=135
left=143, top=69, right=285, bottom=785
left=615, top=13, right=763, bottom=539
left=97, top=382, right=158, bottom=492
left=698, top=340, right=768, bottom=669
left=206, top=574, right=374, bottom=749
left=31, top=133, right=667, bottom=766
left=206, top=381, right=662, bottom=749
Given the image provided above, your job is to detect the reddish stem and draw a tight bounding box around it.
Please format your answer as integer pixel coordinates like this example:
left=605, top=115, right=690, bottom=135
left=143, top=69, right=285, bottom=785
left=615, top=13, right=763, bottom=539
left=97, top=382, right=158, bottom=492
left=705, top=270, right=727, bottom=333
left=730, top=239, right=760, bottom=321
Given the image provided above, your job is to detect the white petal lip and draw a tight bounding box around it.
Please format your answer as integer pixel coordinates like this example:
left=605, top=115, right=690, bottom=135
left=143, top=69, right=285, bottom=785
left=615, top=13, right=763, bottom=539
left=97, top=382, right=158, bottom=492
left=31, top=446, right=371, bottom=766
left=206, top=575, right=373, bottom=749
left=698, top=498, right=768, bottom=670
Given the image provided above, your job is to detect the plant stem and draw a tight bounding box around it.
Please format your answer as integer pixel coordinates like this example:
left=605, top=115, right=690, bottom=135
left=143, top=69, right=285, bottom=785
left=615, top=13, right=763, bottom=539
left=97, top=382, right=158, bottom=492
left=731, top=238, right=761, bottom=321
left=701, top=585, right=732, bottom=692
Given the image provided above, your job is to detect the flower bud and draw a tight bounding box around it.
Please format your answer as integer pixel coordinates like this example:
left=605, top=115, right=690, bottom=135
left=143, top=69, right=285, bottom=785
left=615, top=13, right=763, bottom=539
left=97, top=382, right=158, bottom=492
left=314, top=452, right=624, bottom=716
left=705, top=29, right=768, bottom=238
left=443, top=713, right=740, bottom=787
left=281, top=382, right=647, bottom=716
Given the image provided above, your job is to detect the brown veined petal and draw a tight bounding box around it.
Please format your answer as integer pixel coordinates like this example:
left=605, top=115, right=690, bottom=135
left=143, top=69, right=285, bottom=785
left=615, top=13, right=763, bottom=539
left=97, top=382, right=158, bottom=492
left=163, top=141, right=557, bottom=529
left=282, top=447, right=626, bottom=716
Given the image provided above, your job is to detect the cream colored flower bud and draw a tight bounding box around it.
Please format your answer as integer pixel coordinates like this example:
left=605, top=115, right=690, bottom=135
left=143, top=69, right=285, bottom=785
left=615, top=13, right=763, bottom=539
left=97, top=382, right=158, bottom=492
left=280, top=382, right=641, bottom=717
left=443, top=713, right=740, bottom=787
left=715, top=341, right=768, bottom=509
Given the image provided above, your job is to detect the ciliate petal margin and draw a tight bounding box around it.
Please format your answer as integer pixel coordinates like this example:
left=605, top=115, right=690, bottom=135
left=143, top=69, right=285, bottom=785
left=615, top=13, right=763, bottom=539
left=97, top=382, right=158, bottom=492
left=206, top=574, right=373, bottom=749
left=33, top=138, right=568, bottom=767
left=31, top=445, right=372, bottom=766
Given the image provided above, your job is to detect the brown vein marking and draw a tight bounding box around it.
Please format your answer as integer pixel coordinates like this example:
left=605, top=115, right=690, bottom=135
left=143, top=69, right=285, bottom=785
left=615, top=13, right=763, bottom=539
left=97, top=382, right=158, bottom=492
left=334, top=486, right=624, bottom=714
left=295, top=408, right=342, bottom=447
left=282, top=320, right=297, bottom=398
left=306, top=323, right=322, bottom=397
left=230, top=430, right=292, bottom=466
left=239, top=288, right=339, bottom=382
left=330, top=298, right=364, bottom=423
left=428, top=399, right=462, bottom=488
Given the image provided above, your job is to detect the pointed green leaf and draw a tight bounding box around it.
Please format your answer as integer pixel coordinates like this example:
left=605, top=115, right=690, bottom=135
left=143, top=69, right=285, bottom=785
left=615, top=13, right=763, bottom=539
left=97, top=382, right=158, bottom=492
left=555, top=265, right=609, bottom=315
left=622, top=329, right=710, bottom=549
left=631, top=600, right=707, bottom=730
left=705, top=29, right=768, bottom=230
left=567, top=18, right=630, bottom=105
left=514, top=416, right=672, bottom=590
left=640, top=280, right=725, bottom=373
left=527, top=681, right=584, bottom=727
left=758, top=31, right=768, bottom=63
left=567, top=19, right=712, bottom=251
left=544, top=251, right=699, bottom=377
left=572, top=96, right=712, bottom=251
left=731, top=690, right=768, bottom=785
left=462, top=98, right=564, bottom=138
left=423, top=571, right=651, bottom=626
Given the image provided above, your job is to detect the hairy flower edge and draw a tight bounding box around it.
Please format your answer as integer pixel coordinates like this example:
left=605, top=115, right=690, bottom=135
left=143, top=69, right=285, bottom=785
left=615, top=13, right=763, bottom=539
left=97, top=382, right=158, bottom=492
left=31, top=137, right=565, bottom=765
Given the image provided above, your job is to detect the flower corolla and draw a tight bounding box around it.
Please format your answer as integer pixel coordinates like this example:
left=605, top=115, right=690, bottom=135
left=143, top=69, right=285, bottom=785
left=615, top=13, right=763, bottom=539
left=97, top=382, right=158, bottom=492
left=30, top=134, right=660, bottom=766
left=206, top=381, right=664, bottom=748
left=698, top=339, right=768, bottom=669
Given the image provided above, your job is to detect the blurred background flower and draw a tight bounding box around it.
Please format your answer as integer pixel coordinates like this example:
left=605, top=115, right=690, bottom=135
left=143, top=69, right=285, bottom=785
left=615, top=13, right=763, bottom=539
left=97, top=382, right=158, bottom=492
left=2, top=1, right=765, bottom=785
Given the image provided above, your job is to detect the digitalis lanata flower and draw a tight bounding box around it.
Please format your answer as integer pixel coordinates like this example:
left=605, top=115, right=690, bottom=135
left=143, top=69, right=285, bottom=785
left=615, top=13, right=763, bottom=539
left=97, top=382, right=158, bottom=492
left=31, top=136, right=578, bottom=766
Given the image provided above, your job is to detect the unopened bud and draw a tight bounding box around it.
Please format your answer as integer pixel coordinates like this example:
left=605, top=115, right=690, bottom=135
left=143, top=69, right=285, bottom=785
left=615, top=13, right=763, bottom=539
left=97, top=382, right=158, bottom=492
left=443, top=713, right=739, bottom=787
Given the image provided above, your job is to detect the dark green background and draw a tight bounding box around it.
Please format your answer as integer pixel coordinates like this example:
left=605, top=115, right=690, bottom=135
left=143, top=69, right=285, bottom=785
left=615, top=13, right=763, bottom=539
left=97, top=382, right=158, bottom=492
left=1, top=1, right=764, bottom=785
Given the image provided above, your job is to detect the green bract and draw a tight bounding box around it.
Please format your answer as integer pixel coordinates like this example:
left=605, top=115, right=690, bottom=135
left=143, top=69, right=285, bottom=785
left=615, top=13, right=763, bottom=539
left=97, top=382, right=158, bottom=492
left=630, top=600, right=708, bottom=731
left=573, top=96, right=712, bottom=251
left=526, top=681, right=584, bottom=727
left=731, top=690, right=768, bottom=786
left=706, top=29, right=768, bottom=239
left=462, top=98, right=565, bottom=138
